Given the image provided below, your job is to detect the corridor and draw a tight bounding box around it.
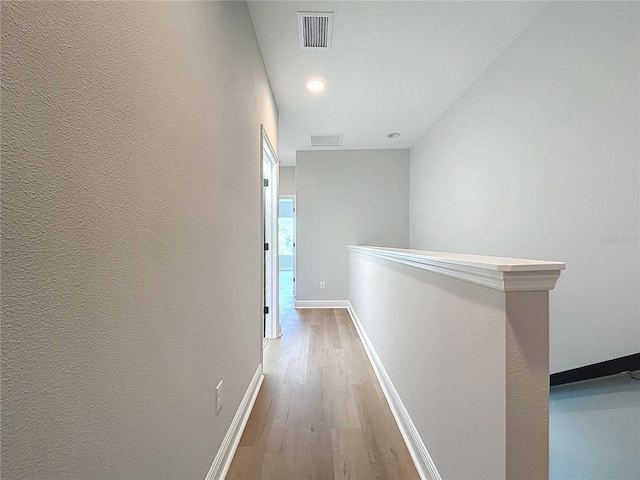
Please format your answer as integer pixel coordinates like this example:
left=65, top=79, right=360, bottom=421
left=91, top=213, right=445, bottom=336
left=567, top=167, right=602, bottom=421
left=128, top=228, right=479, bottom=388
left=226, top=273, right=419, bottom=479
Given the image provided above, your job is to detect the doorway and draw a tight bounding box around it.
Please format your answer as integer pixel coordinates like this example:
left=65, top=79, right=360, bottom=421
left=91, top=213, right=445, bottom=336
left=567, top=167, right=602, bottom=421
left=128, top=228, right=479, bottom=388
left=278, top=196, right=296, bottom=302
left=261, top=126, right=281, bottom=340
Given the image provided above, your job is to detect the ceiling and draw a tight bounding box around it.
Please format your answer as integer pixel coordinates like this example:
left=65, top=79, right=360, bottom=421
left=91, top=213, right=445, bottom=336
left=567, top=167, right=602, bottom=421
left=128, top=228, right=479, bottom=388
left=248, top=1, right=550, bottom=166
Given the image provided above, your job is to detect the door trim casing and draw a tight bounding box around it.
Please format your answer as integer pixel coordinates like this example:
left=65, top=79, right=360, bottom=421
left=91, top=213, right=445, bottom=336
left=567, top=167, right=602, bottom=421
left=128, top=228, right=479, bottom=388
left=260, top=125, right=281, bottom=340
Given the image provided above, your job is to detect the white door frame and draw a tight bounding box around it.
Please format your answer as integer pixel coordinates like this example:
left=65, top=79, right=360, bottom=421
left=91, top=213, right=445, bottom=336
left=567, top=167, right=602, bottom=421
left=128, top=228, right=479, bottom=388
left=278, top=195, right=296, bottom=298
left=261, top=126, right=281, bottom=339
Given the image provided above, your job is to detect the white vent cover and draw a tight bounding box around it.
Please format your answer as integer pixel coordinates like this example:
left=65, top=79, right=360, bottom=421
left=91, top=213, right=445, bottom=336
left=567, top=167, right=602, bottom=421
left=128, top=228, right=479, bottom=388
left=298, top=12, right=334, bottom=50
left=310, top=134, right=343, bottom=147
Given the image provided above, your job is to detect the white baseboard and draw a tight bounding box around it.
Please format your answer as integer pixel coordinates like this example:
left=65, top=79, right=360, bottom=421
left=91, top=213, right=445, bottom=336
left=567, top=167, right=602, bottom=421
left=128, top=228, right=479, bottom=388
left=346, top=302, right=442, bottom=480
left=294, top=300, right=349, bottom=309
left=205, top=364, right=264, bottom=480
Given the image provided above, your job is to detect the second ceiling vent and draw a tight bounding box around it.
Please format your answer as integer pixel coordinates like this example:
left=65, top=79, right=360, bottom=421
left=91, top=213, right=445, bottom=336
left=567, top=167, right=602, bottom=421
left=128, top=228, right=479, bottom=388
left=310, top=134, right=343, bottom=147
left=298, top=12, right=334, bottom=50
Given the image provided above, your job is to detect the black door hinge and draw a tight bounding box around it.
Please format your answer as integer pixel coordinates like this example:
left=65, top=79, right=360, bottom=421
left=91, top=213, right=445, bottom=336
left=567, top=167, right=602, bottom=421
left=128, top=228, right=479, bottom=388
left=264, top=243, right=269, bottom=251
left=263, top=179, right=269, bottom=187
left=264, top=306, right=269, bottom=314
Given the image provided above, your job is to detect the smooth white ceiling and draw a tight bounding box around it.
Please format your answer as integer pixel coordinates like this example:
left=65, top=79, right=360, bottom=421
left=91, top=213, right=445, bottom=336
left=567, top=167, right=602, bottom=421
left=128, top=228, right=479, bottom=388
left=248, top=1, right=550, bottom=165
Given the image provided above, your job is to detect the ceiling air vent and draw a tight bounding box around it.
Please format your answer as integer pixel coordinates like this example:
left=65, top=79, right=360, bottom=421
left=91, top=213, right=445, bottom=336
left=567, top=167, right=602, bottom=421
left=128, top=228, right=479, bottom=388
left=298, top=12, right=334, bottom=50
left=310, top=134, right=343, bottom=147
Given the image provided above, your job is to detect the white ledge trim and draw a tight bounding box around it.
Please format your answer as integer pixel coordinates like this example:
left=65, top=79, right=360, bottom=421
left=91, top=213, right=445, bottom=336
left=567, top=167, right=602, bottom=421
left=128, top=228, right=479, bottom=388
left=348, top=246, right=565, bottom=292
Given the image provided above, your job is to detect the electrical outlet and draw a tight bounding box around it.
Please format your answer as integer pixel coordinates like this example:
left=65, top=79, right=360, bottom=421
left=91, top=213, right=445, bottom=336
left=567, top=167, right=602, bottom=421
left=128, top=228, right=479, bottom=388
left=320, top=281, right=325, bottom=289
left=216, top=381, right=223, bottom=414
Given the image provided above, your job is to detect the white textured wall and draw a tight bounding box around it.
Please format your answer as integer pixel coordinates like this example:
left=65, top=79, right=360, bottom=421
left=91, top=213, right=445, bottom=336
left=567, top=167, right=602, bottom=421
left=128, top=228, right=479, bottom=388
left=296, top=150, right=409, bottom=301
left=349, top=254, right=505, bottom=479
left=409, top=1, right=639, bottom=373
left=279, top=166, right=296, bottom=196
left=1, top=2, right=277, bottom=479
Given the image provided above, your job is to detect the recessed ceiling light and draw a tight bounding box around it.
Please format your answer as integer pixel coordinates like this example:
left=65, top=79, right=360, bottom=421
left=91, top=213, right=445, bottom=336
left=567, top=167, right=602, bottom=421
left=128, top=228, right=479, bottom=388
left=387, top=132, right=400, bottom=138
left=307, top=80, right=325, bottom=92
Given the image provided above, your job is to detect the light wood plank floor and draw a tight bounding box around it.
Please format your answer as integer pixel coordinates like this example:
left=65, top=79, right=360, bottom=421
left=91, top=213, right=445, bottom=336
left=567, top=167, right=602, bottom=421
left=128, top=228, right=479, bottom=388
left=226, top=273, right=419, bottom=480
